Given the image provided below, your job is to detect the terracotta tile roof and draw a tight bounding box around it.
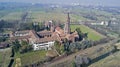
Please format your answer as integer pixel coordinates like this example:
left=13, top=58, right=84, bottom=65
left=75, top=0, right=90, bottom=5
left=37, top=30, right=52, bottom=36
left=55, top=27, right=62, bottom=31
left=29, top=30, right=39, bottom=39
left=35, top=37, right=56, bottom=43
left=10, top=26, right=79, bottom=44
left=55, top=27, right=64, bottom=34
left=59, top=34, right=66, bottom=37
left=52, top=32, right=62, bottom=42
left=71, top=31, right=79, bottom=37
left=38, top=30, right=51, bottom=33
left=10, top=35, right=31, bottom=40
left=10, top=30, right=37, bottom=41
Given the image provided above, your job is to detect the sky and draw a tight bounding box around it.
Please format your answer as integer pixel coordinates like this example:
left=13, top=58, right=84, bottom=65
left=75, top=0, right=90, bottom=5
left=0, top=0, right=120, bottom=6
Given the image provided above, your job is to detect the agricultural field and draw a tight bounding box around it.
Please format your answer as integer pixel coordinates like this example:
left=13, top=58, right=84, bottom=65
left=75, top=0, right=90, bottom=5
left=0, top=6, right=115, bottom=24
left=70, top=25, right=105, bottom=41
left=71, top=7, right=113, bottom=21
left=89, top=51, right=120, bottom=67
left=1, top=12, right=24, bottom=22
left=0, top=11, right=10, bottom=18
left=0, top=9, right=88, bottom=23
left=0, top=48, right=12, bottom=67
left=0, top=9, right=22, bottom=19
left=26, top=11, right=87, bottom=23
left=15, top=50, right=47, bottom=66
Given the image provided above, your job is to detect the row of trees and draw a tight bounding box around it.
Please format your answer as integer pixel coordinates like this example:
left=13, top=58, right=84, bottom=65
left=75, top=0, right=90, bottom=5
left=18, top=22, right=44, bottom=31
left=0, top=19, right=64, bottom=32
left=54, top=39, right=93, bottom=56
left=63, top=37, right=111, bottom=55
left=0, top=19, right=45, bottom=32
left=63, top=40, right=93, bottom=55
left=54, top=40, right=92, bottom=55
left=0, top=20, right=14, bottom=29
left=83, top=14, right=98, bottom=20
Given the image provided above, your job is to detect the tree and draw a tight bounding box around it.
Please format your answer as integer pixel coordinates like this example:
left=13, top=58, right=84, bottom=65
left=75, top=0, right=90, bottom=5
left=74, top=55, right=83, bottom=67
left=12, top=40, right=21, bottom=52
left=69, top=43, right=77, bottom=53
left=20, top=40, right=32, bottom=53
left=54, top=40, right=66, bottom=55
left=75, top=28, right=83, bottom=41
left=0, top=20, right=5, bottom=28
left=12, top=40, right=32, bottom=54
left=21, top=40, right=28, bottom=46
left=0, top=37, right=6, bottom=42
left=76, top=42, right=82, bottom=50
left=60, top=45, right=64, bottom=54
left=64, top=42, right=70, bottom=52
left=54, top=41, right=61, bottom=54
left=83, top=33, right=88, bottom=39
left=74, top=55, right=90, bottom=67
left=80, top=40, right=93, bottom=49
left=19, top=23, right=34, bottom=30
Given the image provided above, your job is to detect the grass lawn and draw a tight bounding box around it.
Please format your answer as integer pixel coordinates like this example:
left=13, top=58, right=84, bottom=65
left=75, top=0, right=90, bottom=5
left=15, top=50, right=47, bottom=66
left=70, top=25, right=105, bottom=41
left=0, top=48, right=12, bottom=67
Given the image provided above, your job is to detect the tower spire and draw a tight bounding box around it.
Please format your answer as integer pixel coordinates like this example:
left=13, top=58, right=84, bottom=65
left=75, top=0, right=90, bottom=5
left=67, top=12, right=70, bottom=23
left=64, top=12, right=71, bottom=34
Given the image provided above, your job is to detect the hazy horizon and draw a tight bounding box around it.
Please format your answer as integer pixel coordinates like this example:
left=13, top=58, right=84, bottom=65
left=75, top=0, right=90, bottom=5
left=0, top=0, right=120, bottom=6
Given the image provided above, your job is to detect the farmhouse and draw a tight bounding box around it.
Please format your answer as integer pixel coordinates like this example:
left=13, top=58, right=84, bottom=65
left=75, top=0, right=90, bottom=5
left=10, top=13, right=79, bottom=50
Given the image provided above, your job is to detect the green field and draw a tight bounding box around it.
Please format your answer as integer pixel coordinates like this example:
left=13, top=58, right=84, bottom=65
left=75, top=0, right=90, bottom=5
left=27, top=11, right=87, bottom=23
left=0, top=48, right=12, bottom=67
left=71, top=7, right=113, bottom=21
left=0, top=4, right=119, bottom=24
left=0, top=10, right=87, bottom=23
left=15, top=50, right=47, bottom=66
left=0, top=6, right=115, bottom=23
left=70, top=25, right=105, bottom=41
left=89, top=51, right=120, bottom=67
left=1, top=12, right=24, bottom=22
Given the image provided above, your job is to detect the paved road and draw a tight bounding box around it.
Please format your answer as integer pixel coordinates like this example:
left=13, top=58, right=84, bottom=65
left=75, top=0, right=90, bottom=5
left=44, top=38, right=119, bottom=67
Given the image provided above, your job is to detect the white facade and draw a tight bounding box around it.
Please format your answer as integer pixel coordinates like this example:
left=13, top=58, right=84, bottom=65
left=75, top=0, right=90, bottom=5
left=14, top=33, right=29, bottom=37
left=33, top=41, right=55, bottom=50
left=91, top=21, right=108, bottom=26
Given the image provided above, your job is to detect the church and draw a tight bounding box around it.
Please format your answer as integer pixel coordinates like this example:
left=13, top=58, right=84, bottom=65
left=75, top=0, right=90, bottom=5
left=10, top=13, right=79, bottom=50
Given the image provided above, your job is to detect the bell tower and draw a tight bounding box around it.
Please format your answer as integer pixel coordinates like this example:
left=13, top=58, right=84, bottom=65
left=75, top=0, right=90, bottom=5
left=49, top=21, right=54, bottom=32
left=64, top=12, right=71, bottom=34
